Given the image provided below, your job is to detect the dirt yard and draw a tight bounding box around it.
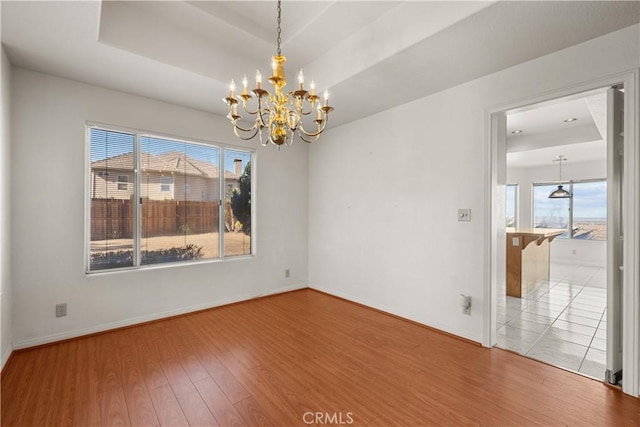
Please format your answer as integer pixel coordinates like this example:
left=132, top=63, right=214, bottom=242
left=91, top=231, right=251, bottom=258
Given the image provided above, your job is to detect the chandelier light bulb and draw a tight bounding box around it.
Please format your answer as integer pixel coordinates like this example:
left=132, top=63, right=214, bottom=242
left=324, top=89, right=329, bottom=106
left=310, top=80, right=316, bottom=95
left=298, top=69, right=304, bottom=84
left=229, top=79, right=235, bottom=97
left=242, top=75, right=248, bottom=94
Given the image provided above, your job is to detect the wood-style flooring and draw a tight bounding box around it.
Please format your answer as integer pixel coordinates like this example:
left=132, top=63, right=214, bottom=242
left=2, top=289, right=639, bottom=426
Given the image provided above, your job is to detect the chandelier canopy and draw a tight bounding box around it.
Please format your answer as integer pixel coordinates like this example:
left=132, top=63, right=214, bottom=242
left=223, top=0, right=334, bottom=148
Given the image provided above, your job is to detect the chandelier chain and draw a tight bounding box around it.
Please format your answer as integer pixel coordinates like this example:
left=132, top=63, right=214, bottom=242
left=276, top=0, right=282, bottom=55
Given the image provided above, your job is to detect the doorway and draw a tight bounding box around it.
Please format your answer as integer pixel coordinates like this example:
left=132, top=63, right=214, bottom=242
left=496, top=87, right=610, bottom=379
left=484, top=71, right=639, bottom=396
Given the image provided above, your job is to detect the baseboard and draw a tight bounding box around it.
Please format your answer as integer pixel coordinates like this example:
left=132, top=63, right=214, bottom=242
left=13, top=283, right=307, bottom=350
left=308, top=284, right=480, bottom=345
left=1, top=343, right=12, bottom=371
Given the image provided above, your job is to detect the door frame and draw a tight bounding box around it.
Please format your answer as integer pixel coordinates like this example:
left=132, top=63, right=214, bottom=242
left=483, top=70, right=639, bottom=397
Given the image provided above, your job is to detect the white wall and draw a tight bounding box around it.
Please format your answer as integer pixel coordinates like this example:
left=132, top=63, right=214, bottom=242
left=309, top=24, right=639, bottom=343
left=1, top=45, right=13, bottom=367
left=508, top=160, right=607, bottom=267
left=10, top=69, right=309, bottom=348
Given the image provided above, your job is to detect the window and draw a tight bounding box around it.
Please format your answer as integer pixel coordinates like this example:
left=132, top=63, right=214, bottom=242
left=532, top=179, right=606, bottom=240
left=160, top=177, right=172, bottom=192
left=505, top=184, right=518, bottom=227
left=572, top=180, right=607, bottom=240
left=90, top=129, right=135, bottom=269
left=224, top=149, right=252, bottom=257
left=533, top=183, right=570, bottom=237
left=88, top=125, right=254, bottom=272
left=117, top=175, right=129, bottom=191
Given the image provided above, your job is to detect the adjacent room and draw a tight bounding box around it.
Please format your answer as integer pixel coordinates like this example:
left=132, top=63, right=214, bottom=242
left=1, top=1, right=639, bottom=425
left=497, top=90, right=609, bottom=379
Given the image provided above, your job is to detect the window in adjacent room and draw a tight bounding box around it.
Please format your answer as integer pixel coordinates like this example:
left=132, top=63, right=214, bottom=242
left=87, top=125, right=254, bottom=272
left=532, top=179, right=606, bottom=240
left=572, top=180, right=607, bottom=240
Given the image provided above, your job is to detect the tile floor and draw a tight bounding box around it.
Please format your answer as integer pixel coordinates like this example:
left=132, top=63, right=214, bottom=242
left=496, top=263, right=607, bottom=380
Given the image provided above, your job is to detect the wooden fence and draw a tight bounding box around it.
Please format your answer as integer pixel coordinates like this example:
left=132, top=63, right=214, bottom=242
left=91, top=198, right=220, bottom=240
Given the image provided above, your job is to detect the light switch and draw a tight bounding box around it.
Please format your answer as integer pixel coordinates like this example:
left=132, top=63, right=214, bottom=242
left=458, top=209, right=471, bottom=222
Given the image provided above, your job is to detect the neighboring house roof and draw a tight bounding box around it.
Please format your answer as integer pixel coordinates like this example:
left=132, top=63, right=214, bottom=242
left=92, top=151, right=239, bottom=179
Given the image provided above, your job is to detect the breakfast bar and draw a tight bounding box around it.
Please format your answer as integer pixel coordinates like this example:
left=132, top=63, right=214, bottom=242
left=506, top=228, right=565, bottom=298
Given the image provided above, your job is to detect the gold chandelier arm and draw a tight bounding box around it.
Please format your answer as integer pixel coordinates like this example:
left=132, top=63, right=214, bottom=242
left=298, top=113, right=329, bottom=138
left=229, top=118, right=259, bottom=133
left=242, top=91, right=271, bottom=116
left=241, top=101, right=260, bottom=116
left=233, top=124, right=260, bottom=140
left=287, top=110, right=301, bottom=130
left=256, top=101, right=271, bottom=128
left=288, top=91, right=315, bottom=117
left=298, top=97, right=316, bottom=117
left=298, top=132, right=319, bottom=144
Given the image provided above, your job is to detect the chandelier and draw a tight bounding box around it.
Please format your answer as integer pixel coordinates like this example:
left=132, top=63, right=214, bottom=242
left=223, top=0, right=334, bottom=148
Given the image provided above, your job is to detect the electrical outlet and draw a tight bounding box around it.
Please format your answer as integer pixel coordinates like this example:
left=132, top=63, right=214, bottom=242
left=285, top=269, right=290, bottom=278
left=56, top=303, right=67, bottom=318
left=458, top=209, right=471, bottom=222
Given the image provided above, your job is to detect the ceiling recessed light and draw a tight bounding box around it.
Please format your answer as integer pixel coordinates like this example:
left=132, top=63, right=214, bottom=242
left=511, top=130, right=523, bottom=134
left=564, top=117, right=578, bottom=122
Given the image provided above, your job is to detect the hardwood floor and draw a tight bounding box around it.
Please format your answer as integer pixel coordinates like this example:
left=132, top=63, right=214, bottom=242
left=2, top=289, right=639, bottom=426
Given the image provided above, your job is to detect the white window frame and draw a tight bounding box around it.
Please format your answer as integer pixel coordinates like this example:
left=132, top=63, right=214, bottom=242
left=117, top=175, right=129, bottom=191
left=160, top=176, right=172, bottom=192
left=85, top=123, right=255, bottom=274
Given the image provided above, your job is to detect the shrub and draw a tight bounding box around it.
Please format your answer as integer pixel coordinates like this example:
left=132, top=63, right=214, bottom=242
left=90, top=244, right=204, bottom=270
left=231, top=161, right=251, bottom=235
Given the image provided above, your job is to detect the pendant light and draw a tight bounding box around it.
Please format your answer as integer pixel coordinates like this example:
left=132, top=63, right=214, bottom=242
left=549, top=155, right=572, bottom=198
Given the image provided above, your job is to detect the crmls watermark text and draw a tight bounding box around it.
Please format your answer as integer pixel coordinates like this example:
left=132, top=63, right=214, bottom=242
left=302, top=411, right=354, bottom=425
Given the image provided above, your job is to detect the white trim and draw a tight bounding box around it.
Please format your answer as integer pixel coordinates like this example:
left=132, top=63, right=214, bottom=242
left=484, top=70, right=640, bottom=397
left=1, top=344, right=12, bottom=371
left=85, top=122, right=256, bottom=273
left=12, top=284, right=307, bottom=350
left=310, top=284, right=480, bottom=345
left=622, top=69, right=639, bottom=396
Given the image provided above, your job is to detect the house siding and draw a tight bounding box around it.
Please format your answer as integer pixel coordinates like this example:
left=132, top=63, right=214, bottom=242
left=92, top=169, right=234, bottom=201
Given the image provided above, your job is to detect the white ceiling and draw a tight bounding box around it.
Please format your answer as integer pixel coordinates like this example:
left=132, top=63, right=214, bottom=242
left=506, top=90, right=608, bottom=169
left=507, top=140, right=606, bottom=169
left=2, top=1, right=639, bottom=128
